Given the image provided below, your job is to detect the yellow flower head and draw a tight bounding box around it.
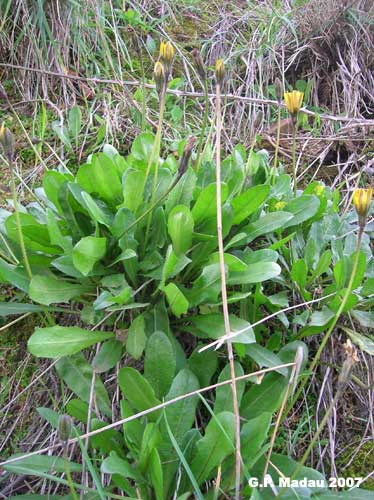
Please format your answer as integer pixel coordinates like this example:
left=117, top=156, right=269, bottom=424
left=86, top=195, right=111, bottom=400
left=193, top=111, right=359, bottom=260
left=353, top=187, right=372, bottom=228
left=284, top=90, right=304, bottom=115
left=313, top=184, right=325, bottom=196
left=274, top=201, right=287, bottom=211
left=215, top=58, right=225, bottom=85
left=160, top=41, right=175, bottom=65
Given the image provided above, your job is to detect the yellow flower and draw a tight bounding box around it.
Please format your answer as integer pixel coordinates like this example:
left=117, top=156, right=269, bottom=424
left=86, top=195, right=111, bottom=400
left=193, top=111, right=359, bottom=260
left=313, top=184, right=325, bottom=196
left=353, top=187, right=372, bottom=227
left=284, top=90, right=304, bottom=114
left=160, top=41, right=175, bottom=65
left=215, top=59, right=225, bottom=85
left=274, top=201, right=287, bottom=211
left=0, top=122, right=5, bottom=141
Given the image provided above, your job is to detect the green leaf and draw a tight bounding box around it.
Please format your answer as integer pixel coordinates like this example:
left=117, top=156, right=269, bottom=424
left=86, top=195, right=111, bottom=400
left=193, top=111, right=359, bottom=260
left=244, top=211, right=294, bottom=243
left=5, top=213, right=59, bottom=254
left=283, top=194, right=320, bottom=228
left=192, top=183, right=228, bottom=223
left=209, top=252, right=247, bottom=272
left=144, top=331, right=176, bottom=399
left=0, top=258, right=29, bottom=292
left=72, top=236, right=107, bottom=276
left=0, top=302, right=43, bottom=317
left=43, top=171, right=73, bottom=214
left=149, top=449, right=164, bottom=500
left=191, top=412, right=235, bottom=484
left=343, top=327, right=374, bottom=355
left=291, top=259, right=308, bottom=289
left=101, top=450, right=140, bottom=480
left=138, top=422, right=162, bottom=473
left=66, top=398, right=88, bottom=423
left=188, top=313, right=255, bottom=344
left=241, top=413, right=272, bottom=467
left=80, top=192, right=113, bottom=227
left=308, top=249, right=332, bottom=284
left=309, top=307, right=335, bottom=327
left=46, top=209, right=72, bottom=253
left=52, top=121, right=72, bottom=148
left=351, top=310, right=374, bottom=328
left=28, top=326, right=113, bottom=358
left=160, top=368, right=200, bottom=453
left=118, top=367, right=161, bottom=421
left=168, top=205, right=194, bottom=256
left=37, top=407, right=60, bottom=428
left=252, top=453, right=325, bottom=497
left=3, top=454, right=81, bottom=475
left=131, top=132, right=154, bottom=161
left=121, top=168, right=146, bottom=213
left=163, top=283, right=189, bottom=317
left=245, top=344, right=288, bottom=376
left=92, top=339, right=122, bottom=373
left=126, top=314, right=146, bottom=360
left=165, top=168, right=196, bottom=214
left=188, top=348, right=218, bottom=388
left=68, top=105, right=82, bottom=139
left=214, top=362, right=246, bottom=414
left=187, top=264, right=221, bottom=307
left=231, top=185, right=270, bottom=224
left=29, top=274, right=91, bottom=305
left=227, top=261, right=281, bottom=285
left=240, top=373, right=288, bottom=419
left=76, top=153, right=123, bottom=205
left=56, top=354, right=111, bottom=417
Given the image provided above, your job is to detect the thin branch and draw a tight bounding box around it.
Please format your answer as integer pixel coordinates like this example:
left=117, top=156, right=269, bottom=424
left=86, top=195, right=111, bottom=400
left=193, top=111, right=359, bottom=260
left=215, top=78, right=242, bottom=499
left=199, top=292, right=337, bottom=352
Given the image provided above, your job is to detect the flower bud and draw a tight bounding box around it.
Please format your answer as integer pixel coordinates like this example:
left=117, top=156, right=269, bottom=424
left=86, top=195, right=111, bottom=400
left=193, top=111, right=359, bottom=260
left=274, top=77, right=283, bottom=102
left=253, top=109, right=263, bottom=130
left=191, top=48, right=206, bottom=81
left=215, top=59, right=225, bottom=86
left=0, top=123, right=15, bottom=162
left=284, top=90, right=304, bottom=115
left=58, top=414, right=72, bottom=443
left=154, top=61, right=166, bottom=97
left=353, top=187, right=372, bottom=229
left=0, top=83, right=9, bottom=102
left=177, top=136, right=197, bottom=180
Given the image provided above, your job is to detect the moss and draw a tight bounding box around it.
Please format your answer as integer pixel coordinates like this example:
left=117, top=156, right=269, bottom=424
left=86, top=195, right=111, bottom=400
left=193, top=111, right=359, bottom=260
left=338, top=441, right=374, bottom=490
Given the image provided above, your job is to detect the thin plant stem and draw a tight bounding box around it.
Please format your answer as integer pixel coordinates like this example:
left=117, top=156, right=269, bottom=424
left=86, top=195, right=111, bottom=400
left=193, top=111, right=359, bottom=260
left=285, top=228, right=363, bottom=416
left=195, top=79, right=210, bottom=172
left=215, top=82, right=242, bottom=500
left=143, top=93, right=166, bottom=253
left=63, top=445, right=79, bottom=500
left=273, top=104, right=282, bottom=183
left=262, top=348, right=302, bottom=480
left=9, top=159, right=32, bottom=279
left=278, top=367, right=352, bottom=498
left=291, top=120, right=297, bottom=196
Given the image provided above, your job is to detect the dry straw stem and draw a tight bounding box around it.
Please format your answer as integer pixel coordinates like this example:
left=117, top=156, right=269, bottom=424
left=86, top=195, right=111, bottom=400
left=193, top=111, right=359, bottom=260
left=199, top=292, right=337, bottom=352
left=0, top=363, right=295, bottom=468
left=214, top=65, right=242, bottom=499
